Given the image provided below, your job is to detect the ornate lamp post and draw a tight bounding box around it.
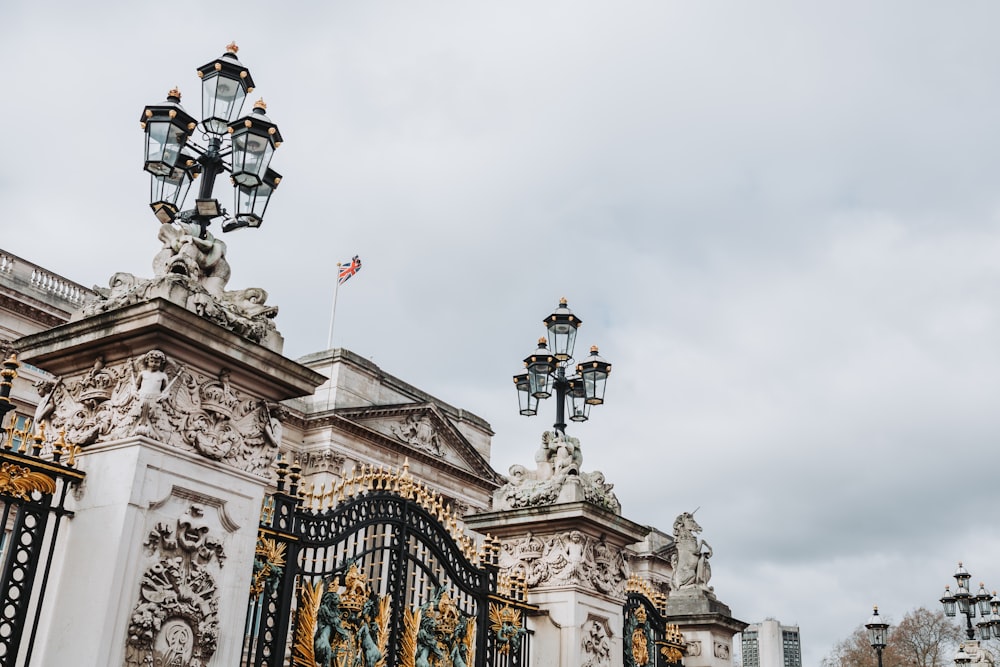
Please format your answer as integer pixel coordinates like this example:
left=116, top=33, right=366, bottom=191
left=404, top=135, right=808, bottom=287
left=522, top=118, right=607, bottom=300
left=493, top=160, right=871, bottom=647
left=140, top=43, right=283, bottom=237
left=939, top=562, right=1000, bottom=641
left=513, top=298, right=612, bottom=434
left=865, top=606, right=889, bottom=667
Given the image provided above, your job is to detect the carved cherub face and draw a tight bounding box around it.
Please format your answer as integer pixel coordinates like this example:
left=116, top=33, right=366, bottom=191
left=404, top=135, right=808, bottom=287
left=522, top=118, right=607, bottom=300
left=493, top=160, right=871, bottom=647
left=143, top=350, right=167, bottom=371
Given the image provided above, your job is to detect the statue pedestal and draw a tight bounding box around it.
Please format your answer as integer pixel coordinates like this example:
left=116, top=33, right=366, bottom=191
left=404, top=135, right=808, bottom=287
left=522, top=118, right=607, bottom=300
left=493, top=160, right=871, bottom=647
left=16, top=298, right=324, bottom=666
left=467, top=501, right=647, bottom=667
left=665, top=590, right=747, bottom=667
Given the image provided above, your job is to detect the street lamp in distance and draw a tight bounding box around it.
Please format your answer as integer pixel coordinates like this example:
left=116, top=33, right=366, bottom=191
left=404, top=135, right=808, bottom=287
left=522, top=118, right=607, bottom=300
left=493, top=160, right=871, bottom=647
left=865, top=605, right=889, bottom=667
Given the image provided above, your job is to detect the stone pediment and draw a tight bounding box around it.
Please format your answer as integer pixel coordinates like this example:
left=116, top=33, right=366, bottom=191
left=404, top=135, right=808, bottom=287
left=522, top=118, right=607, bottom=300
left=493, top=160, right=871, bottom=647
left=334, top=403, right=499, bottom=482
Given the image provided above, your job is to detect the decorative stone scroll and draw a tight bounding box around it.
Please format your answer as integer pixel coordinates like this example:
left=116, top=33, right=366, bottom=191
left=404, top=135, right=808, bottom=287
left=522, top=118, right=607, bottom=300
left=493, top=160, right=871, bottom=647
left=124, top=504, right=225, bottom=667
left=77, top=221, right=279, bottom=345
left=498, top=530, right=629, bottom=596
left=493, top=431, right=620, bottom=513
left=37, top=350, right=283, bottom=476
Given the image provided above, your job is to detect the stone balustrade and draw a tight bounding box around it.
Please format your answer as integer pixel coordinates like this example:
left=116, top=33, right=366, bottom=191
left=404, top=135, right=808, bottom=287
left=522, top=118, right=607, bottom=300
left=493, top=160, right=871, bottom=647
left=0, top=250, right=93, bottom=308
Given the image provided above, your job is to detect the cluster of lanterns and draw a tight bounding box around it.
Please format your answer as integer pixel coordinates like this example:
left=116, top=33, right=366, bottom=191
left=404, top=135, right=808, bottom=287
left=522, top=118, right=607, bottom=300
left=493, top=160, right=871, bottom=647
left=513, top=299, right=611, bottom=427
left=140, top=43, right=281, bottom=233
left=940, top=563, right=1000, bottom=642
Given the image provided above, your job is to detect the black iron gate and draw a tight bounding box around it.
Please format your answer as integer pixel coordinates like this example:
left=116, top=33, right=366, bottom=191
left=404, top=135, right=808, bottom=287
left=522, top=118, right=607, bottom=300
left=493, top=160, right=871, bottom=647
left=624, top=578, right=687, bottom=667
left=0, top=355, right=87, bottom=667
left=243, top=460, right=530, bottom=667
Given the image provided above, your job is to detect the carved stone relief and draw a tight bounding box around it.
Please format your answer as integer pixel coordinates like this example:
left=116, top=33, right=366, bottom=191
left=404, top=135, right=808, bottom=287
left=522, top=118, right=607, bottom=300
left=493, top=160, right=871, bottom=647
left=39, top=351, right=282, bottom=476
left=686, top=640, right=702, bottom=657
left=493, top=431, right=620, bottom=513
left=77, top=221, right=279, bottom=345
left=388, top=413, right=444, bottom=456
left=498, top=531, right=629, bottom=596
left=299, top=448, right=346, bottom=475
left=714, top=641, right=731, bottom=660
left=124, top=504, right=225, bottom=667
left=581, top=616, right=613, bottom=667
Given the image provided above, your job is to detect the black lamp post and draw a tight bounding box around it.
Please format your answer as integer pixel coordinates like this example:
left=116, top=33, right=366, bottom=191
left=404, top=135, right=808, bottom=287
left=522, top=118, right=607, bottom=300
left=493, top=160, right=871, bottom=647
left=940, top=562, right=1000, bottom=641
left=140, top=43, right=283, bottom=238
left=513, top=299, right=612, bottom=434
left=865, top=606, right=889, bottom=667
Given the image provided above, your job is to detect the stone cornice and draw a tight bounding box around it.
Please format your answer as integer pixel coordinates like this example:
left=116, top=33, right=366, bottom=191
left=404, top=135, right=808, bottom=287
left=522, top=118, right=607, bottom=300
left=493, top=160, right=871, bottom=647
left=15, top=298, right=325, bottom=402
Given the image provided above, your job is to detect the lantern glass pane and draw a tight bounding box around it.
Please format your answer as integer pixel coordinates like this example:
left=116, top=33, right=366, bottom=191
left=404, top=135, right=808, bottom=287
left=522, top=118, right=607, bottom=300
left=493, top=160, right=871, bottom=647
left=547, top=326, right=577, bottom=361
left=943, top=599, right=956, bottom=616
left=202, top=75, right=247, bottom=134
left=144, top=121, right=185, bottom=176
left=570, top=392, right=590, bottom=422
left=232, top=133, right=273, bottom=187
left=528, top=367, right=551, bottom=399
left=583, top=369, right=608, bottom=405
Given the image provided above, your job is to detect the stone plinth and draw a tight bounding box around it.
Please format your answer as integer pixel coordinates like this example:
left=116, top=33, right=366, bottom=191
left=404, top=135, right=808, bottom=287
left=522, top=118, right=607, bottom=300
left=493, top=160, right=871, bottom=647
left=665, top=590, right=747, bottom=667
left=16, top=298, right=325, bottom=666
left=467, top=501, right=648, bottom=667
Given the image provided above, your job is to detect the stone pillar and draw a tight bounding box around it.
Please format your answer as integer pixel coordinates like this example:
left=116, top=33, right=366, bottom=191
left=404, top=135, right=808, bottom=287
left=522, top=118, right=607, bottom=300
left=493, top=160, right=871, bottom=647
left=468, top=501, right=648, bottom=667
left=16, top=298, right=324, bottom=666
left=664, top=591, right=747, bottom=667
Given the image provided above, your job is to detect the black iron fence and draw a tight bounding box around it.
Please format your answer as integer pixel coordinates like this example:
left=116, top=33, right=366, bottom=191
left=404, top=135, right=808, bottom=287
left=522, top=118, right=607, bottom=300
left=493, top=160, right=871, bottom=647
left=0, top=420, right=85, bottom=667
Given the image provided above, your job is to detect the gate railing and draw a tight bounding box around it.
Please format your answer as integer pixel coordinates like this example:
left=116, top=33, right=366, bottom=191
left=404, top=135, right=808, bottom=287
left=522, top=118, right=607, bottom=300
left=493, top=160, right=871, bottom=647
left=0, top=353, right=86, bottom=667
left=625, top=577, right=687, bottom=667
left=243, top=459, right=532, bottom=667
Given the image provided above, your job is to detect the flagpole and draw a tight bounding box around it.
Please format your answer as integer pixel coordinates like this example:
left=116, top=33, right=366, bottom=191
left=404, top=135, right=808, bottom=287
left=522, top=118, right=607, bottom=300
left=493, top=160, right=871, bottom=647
left=327, top=263, right=342, bottom=350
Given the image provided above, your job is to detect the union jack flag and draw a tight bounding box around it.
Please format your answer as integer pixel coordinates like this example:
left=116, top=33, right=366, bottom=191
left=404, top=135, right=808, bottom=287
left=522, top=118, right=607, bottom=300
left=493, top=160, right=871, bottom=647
left=338, top=255, right=362, bottom=285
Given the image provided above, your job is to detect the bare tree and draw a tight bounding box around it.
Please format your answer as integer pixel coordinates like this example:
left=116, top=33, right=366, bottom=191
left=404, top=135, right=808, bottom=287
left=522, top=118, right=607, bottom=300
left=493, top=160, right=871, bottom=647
left=822, top=607, right=962, bottom=667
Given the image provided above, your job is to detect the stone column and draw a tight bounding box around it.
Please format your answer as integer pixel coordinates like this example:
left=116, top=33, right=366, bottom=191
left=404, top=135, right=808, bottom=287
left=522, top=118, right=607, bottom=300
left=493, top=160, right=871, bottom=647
left=16, top=299, right=324, bottom=666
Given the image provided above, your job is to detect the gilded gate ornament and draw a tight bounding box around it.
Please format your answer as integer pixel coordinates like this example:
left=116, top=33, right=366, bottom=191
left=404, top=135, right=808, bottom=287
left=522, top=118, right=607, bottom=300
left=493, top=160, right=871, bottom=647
left=0, top=462, right=56, bottom=500
left=292, top=564, right=390, bottom=667
left=401, top=588, right=475, bottom=667
left=249, top=536, right=286, bottom=599
left=489, top=603, right=525, bottom=656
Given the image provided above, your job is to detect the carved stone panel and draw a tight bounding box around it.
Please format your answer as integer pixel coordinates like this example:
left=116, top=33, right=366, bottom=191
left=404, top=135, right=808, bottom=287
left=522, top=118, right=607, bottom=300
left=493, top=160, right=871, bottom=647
left=498, top=531, right=629, bottom=596
left=124, top=503, right=226, bottom=667
left=582, top=616, right=613, bottom=667
left=41, top=350, right=283, bottom=476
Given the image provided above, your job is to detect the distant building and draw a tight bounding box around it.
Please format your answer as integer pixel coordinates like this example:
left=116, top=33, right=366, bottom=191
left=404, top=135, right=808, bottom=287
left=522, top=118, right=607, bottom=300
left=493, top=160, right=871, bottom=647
left=741, top=619, right=802, bottom=667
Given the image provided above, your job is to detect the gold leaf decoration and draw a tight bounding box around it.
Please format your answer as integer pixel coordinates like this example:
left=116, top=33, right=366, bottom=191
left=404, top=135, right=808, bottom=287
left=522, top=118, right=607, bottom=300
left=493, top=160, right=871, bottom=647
left=291, top=579, right=323, bottom=667
left=0, top=462, right=55, bottom=500
left=374, top=594, right=391, bottom=667
left=400, top=607, right=421, bottom=667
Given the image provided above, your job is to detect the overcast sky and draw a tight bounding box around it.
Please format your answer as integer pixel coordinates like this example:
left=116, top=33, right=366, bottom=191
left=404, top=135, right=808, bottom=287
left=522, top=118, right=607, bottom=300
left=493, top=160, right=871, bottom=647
left=4, top=2, right=1000, bottom=664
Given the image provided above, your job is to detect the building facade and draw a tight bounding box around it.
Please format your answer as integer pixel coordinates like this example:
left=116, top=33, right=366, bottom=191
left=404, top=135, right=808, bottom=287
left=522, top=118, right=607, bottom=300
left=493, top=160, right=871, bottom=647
left=741, top=619, right=802, bottom=667
left=0, top=240, right=747, bottom=667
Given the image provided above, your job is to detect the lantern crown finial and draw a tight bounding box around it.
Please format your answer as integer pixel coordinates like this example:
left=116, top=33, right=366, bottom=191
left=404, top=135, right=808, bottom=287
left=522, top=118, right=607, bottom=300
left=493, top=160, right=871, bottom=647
left=226, top=42, right=239, bottom=55
left=559, top=296, right=567, bottom=306
left=167, top=87, right=181, bottom=101
left=254, top=98, right=267, bottom=111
